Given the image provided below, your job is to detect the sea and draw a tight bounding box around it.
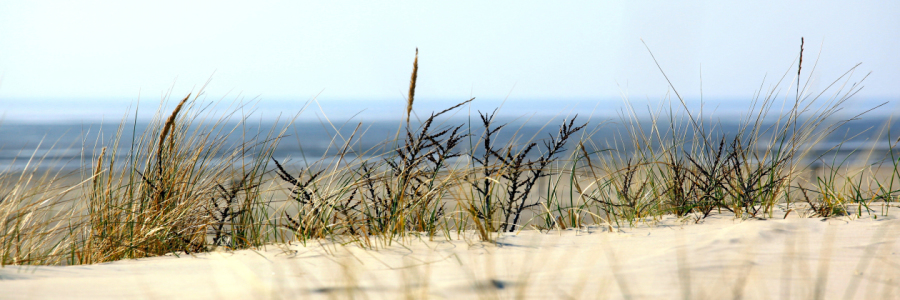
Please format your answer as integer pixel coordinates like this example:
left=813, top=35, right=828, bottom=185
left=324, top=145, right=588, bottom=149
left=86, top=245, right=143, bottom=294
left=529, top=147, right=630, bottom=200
left=1, top=97, right=898, bottom=172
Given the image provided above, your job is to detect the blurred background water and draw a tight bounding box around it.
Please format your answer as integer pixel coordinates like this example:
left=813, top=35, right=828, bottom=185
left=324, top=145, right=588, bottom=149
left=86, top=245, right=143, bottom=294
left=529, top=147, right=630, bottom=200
left=1, top=97, right=897, bottom=172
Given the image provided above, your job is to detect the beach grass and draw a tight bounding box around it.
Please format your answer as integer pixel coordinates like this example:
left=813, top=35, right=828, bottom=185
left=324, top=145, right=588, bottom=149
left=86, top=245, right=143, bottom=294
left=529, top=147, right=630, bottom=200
left=0, top=44, right=896, bottom=272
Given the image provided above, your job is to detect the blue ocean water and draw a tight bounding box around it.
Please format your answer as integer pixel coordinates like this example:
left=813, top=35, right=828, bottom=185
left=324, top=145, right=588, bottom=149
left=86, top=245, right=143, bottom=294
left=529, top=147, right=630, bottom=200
left=1, top=97, right=898, bottom=171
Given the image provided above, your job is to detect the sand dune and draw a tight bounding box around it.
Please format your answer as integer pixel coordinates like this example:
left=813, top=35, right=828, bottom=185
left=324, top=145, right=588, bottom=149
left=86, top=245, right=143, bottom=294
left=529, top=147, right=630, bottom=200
left=1, top=208, right=897, bottom=299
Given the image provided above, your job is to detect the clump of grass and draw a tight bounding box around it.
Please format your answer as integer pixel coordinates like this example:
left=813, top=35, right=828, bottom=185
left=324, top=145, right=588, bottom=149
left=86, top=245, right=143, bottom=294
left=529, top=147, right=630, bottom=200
left=465, top=110, right=588, bottom=234
left=381, top=100, right=470, bottom=235
left=491, top=116, right=586, bottom=232
left=0, top=44, right=898, bottom=266
left=77, top=92, right=284, bottom=263
left=580, top=38, right=880, bottom=226
left=0, top=143, right=81, bottom=265
left=206, top=172, right=263, bottom=249
left=271, top=50, right=473, bottom=244
left=273, top=98, right=473, bottom=244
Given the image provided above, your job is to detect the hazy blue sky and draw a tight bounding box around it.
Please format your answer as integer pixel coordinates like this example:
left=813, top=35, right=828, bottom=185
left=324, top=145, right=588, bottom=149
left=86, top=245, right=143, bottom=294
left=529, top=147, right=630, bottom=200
left=0, top=1, right=897, bottom=120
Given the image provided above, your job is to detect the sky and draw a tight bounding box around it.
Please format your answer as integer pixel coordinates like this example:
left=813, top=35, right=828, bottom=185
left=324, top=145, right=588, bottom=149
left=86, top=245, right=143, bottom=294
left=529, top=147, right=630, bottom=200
left=0, top=1, right=897, bottom=121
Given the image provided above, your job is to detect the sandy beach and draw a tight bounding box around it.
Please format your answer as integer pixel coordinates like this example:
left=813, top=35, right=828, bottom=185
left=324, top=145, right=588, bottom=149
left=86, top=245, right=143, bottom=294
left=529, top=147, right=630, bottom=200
left=2, top=206, right=897, bottom=300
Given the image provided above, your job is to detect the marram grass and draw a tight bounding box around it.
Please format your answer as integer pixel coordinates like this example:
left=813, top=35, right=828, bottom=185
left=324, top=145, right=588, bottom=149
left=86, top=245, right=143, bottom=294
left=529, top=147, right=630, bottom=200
left=0, top=47, right=896, bottom=267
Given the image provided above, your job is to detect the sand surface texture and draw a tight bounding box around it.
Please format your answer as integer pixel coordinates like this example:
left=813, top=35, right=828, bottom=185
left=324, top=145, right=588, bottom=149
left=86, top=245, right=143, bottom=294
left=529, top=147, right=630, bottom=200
left=1, top=211, right=898, bottom=299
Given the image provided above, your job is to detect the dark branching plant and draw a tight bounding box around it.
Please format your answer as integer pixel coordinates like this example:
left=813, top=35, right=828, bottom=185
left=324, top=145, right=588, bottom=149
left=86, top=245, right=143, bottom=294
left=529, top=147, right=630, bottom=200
left=723, top=136, right=791, bottom=217
left=273, top=156, right=362, bottom=240
left=272, top=158, right=330, bottom=238
left=376, top=99, right=471, bottom=235
left=489, top=116, right=587, bottom=232
left=589, top=157, right=654, bottom=222
left=664, top=152, right=698, bottom=217
left=683, top=136, right=735, bottom=218
left=470, top=110, right=505, bottom=232
left=272, top=99, right=472, bottom=239
left=206, top=173, right=260, bottom=248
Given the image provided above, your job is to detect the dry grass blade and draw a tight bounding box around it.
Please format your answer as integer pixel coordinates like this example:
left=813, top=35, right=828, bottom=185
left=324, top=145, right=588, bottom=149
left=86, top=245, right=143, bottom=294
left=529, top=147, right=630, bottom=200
left=797, top=37, right=804, bottom=100
left=157, top=93, right=190, bottom=161
left=406, top=48, right=418, bottom=126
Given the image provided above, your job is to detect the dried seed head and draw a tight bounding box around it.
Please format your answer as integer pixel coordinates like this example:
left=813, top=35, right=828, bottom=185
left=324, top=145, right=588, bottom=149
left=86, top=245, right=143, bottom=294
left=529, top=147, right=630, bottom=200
left=406, top=48, right=418, bottom=125
left=157, top=94, right=190, bottom=160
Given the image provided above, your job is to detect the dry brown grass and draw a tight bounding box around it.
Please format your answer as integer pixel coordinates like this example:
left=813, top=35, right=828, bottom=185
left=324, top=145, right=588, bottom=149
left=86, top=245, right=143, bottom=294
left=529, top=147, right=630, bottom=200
left=406, top=48, right=419, bottom=126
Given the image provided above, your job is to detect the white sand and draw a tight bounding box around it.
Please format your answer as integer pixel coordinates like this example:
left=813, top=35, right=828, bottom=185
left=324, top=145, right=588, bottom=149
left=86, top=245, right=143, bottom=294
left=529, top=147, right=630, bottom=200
left=1, top=209, right=898, bottom=299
